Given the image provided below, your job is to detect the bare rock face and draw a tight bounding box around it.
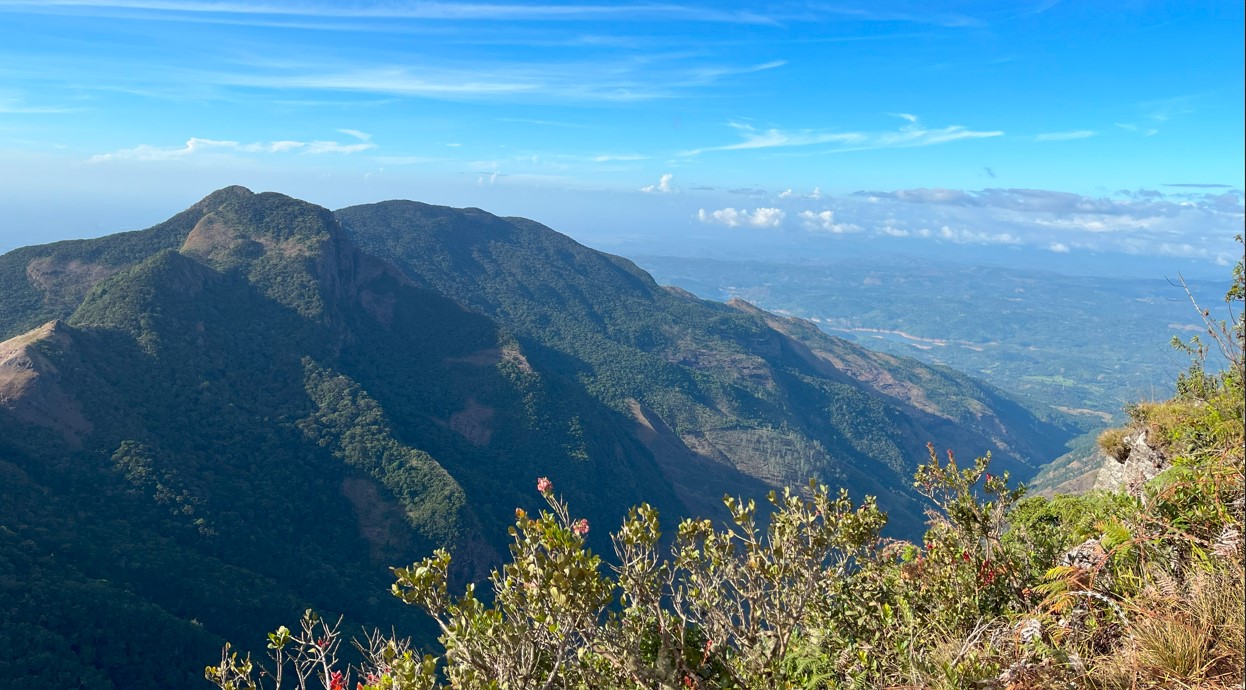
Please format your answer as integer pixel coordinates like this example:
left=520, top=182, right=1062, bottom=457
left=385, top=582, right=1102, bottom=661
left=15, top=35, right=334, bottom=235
left=0, top=320, right=92, bottom=446
left=1061, top=537, right=1108, bottom=571
left=1093, top=428, right=1169, bottom=496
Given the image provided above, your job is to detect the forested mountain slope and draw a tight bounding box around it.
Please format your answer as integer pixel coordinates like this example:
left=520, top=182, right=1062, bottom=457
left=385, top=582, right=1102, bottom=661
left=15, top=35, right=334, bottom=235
left=0, top=188, right=681, bottom=688
left=0, top=187, right=1077, bottom=687
left=338, top=200, right=1078, bottom=530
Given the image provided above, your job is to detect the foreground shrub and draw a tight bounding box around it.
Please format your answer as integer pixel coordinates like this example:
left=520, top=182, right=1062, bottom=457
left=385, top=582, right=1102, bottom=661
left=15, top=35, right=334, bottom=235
left=209, top=241, right=1244, bottom=689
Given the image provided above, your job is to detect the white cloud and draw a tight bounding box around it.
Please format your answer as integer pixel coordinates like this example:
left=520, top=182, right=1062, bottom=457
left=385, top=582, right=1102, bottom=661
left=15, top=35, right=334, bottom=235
left=777, top=187, right=822, bottom=200
left=0, top=98, right=77, bottom=114
left=640, top=172, right=674, bottom=193
left=15, top=1, right=778, bottom=24
left=798, top=210, right=861, bottom=234
left=684, top=122, right=864, bottom=155
left=877, top=225, right=936, bottom=239
left=936, top=225, right=1021, bottom=245
left=1035, top=130, right=1096, bottom=142
left=1115, top=122, right=1159, bottom=137
left=682, top=115, right=1002, bottom=156
left=594, top=153, right=646, bottom=162
left=305, top=140, right=375, bottom=154
left=337, top=128, right=372, bottom=141
left=88, top=134, right=376, bottom=161
left=833, top=185, right=1242, bottom=263
left=697, top=207, right=785, bottom=228
left=373, top=155, right=442, bottom=164
left=190, top=53, right=792, bottom=104
left=878, top=224, right=932, bottom=238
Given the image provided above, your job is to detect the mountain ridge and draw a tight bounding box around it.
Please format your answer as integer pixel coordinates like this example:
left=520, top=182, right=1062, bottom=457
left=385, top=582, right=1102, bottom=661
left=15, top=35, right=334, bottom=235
left=0, top=186, right=1079, bottom=688
left=337, top=198, right=1076, bottom=522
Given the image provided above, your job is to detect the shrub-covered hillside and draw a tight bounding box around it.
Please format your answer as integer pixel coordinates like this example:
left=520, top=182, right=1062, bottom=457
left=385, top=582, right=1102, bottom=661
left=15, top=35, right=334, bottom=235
left=0, top=188, right=1082, bottom=688
left=211, top=241, right=1244, bottom=689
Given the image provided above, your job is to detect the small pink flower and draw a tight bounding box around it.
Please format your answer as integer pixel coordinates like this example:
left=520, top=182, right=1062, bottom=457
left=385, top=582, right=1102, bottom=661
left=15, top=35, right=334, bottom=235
left=572, top=518, right=589, bottom=536
left=537, top=477, right=552, bottom=493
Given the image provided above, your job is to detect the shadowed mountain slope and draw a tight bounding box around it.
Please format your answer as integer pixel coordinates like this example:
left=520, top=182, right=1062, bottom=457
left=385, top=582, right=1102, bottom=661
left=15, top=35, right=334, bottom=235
left=0, top=188, right=684, bottom=689
left=0, top=187, right=1079, bottom=688
left=337, top=200, right=1079, bottom=532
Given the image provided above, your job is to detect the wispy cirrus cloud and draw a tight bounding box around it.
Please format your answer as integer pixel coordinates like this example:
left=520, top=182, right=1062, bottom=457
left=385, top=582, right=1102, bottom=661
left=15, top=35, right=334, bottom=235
left=5, top=0, right=1033, bottom=29
left=594, top=153, right=647, bottom=162
left=1111, top=94, right=1201, bottom=139
left=1034, top=130, right=1096, bottom=142
left=1115, top=122, right=1159, bottom=137
left=1138, top=94, right=1198, bottom=123
left=0, top=97, right=77, bottom=114
left=4, top=0, right=781, bottom=24
left=682, top=114, right=1002, bottom=156
left=216, top=66, right=537, bottom=98
left=304, top=139, right=375, bottom=154
left=87, top=133, right=375, bottom=161
left=184, top=54, right=786, bottom=103
left=497, top=117, right=590, bottom=128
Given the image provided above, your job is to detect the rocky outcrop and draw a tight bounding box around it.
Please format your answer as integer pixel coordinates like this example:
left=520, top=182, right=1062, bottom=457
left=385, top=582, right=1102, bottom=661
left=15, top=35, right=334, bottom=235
left=1093, top=428, right=1169, bottom=496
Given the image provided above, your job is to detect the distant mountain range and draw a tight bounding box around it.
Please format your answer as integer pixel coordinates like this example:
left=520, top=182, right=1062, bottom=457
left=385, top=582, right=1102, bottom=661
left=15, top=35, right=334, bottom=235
left=0, top=187, right=1078, bottom=688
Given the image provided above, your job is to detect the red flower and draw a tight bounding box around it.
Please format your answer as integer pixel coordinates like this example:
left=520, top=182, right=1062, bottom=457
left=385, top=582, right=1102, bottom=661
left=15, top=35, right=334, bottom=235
left=536, top=477, right=552, bottom=493
left=978, top=559, right=998, bottom=585
left=329, top=670, right=345, bottom=690
left=572, top=518, right=589, bottom=535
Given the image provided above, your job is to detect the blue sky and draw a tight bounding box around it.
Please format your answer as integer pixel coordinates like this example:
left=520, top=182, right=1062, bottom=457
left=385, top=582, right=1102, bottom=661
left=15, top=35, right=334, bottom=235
left=1, top=0, right=1242, bottom=275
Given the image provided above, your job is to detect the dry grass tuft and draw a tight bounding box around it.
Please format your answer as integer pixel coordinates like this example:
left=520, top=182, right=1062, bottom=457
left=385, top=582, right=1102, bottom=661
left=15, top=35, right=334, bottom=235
left=1096, top=427, right=1130, bottom=462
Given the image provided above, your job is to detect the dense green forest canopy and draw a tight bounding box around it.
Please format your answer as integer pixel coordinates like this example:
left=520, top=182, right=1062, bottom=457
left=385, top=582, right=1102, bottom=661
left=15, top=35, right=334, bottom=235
left=0, top=187, right=1095, bottom=688
left=212, top=235, right=1245, bottom=690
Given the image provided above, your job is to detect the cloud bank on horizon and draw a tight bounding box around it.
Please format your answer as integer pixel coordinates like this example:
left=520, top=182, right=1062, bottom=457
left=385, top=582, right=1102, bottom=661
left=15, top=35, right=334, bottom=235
left=695, top=185, right=1244, bottom=267
left=0, top=0, right=1242, bottom=270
